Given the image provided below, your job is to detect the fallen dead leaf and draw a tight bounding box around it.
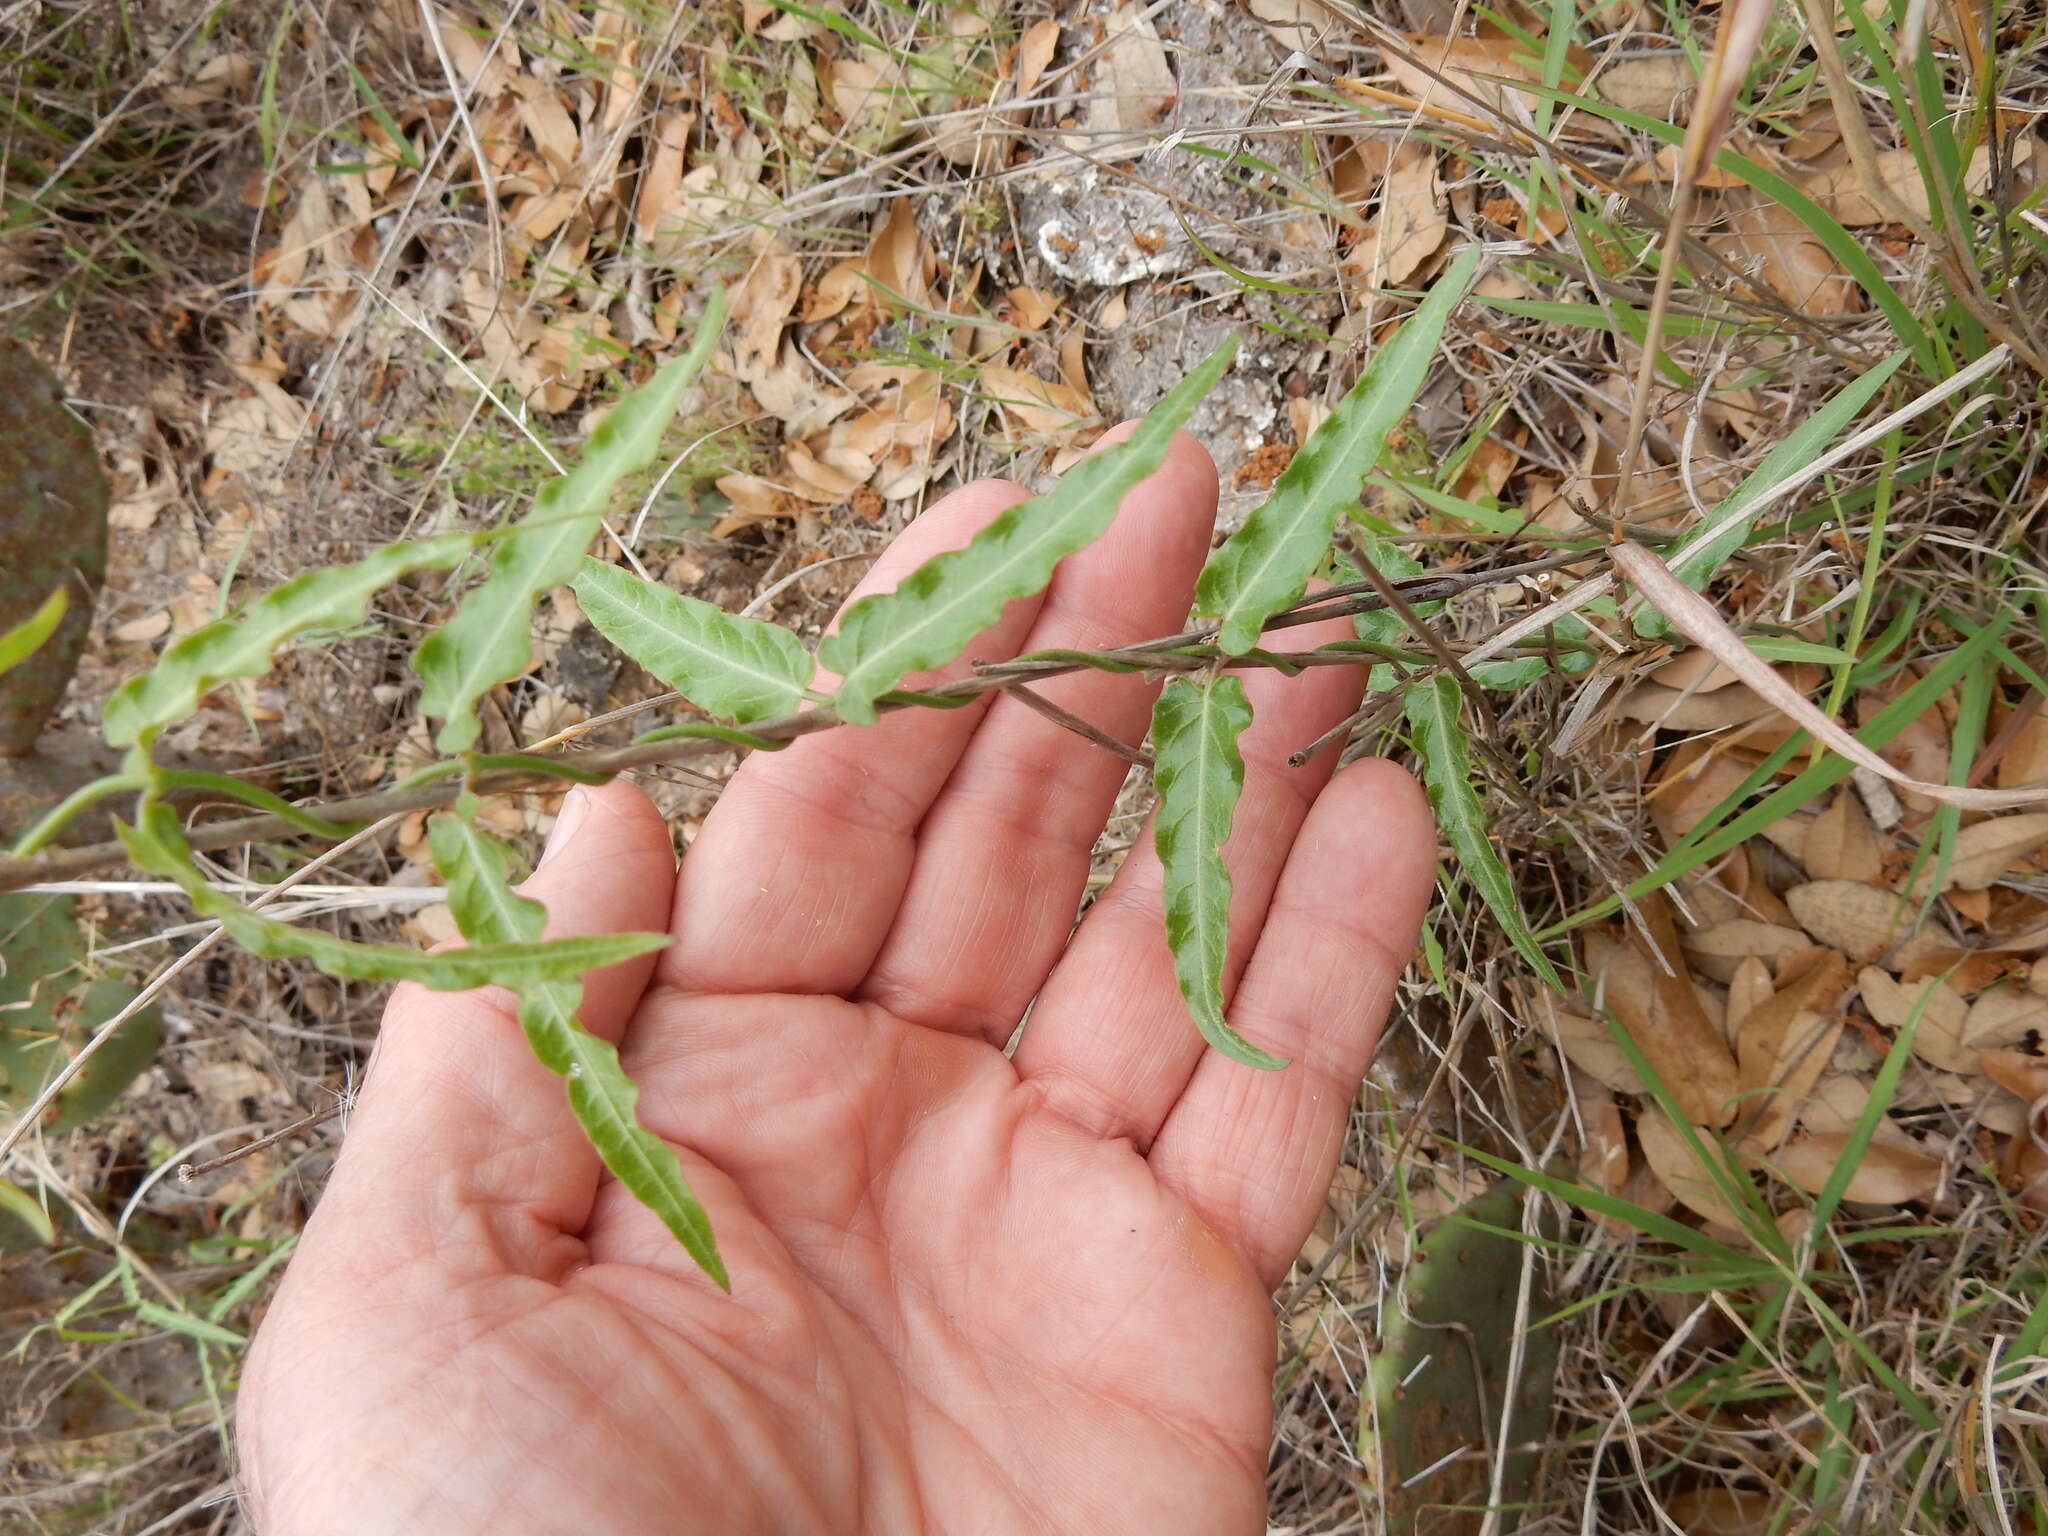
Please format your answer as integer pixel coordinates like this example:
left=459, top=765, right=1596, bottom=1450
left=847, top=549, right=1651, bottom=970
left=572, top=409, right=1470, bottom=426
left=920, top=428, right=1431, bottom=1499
left=1591, top=905, right=1739, bottom=1127
left=1079, top=3, right=1176, bottom=145
left=1997, top=710, right=2048, bottom=790
left=1382, top=33, right=1590, bottom=122
left=981, top=363, right=1096, bottom=436
left=1576, top=1081, right=1631, bottom=1200
left=1804, top=789, right=1887, bottom=884
left=1684, top=919, right=1814, bottom=984
left=1350, top=142, right=1445, bottom=289
left=1666, top=1487, right=1778, bottom=1536
left=1734, top=950, right=1849, bottom=1150
left=1786, top=881, right=1947, bottom=968
left=1963, top=988, right=2048, bottom=1057
left=1015, top=17, right=1061, bottom=95
left=1637, top=1106, right=1751, bottom=1231
left=1596, top=52, right=1696, bottom=119
left=1941, top=812, right=2048, bottom=891
left=1858, top=966, right=1975, bottom=1073
left=1770, top=1131, right=1943, bottom=1205
left=1714, top=186, right=1861, bottom=314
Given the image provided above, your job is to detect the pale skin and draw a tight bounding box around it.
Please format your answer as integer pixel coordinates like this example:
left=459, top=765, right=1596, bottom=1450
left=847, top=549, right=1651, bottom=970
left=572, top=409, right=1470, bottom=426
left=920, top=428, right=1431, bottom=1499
left=237, top=432, right=1438, bottom=1534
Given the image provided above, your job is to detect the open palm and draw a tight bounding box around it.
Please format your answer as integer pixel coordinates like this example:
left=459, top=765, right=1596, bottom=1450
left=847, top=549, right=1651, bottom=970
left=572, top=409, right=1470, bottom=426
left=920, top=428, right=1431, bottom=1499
left=238, top=435, right=1436, bottom=1535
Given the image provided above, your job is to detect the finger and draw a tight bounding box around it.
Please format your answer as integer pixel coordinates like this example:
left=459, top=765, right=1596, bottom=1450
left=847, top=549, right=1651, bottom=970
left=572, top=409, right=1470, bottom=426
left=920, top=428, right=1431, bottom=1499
left=1013, top=605, right=1367, bottom=1148
left=314, top=780, right=676, bottom=1264
left=661, top=480, right=1042, bottom=997
left=855, top=430, right=1218, bottom=1040
left=1148, top=759, right=1433, bottom=1289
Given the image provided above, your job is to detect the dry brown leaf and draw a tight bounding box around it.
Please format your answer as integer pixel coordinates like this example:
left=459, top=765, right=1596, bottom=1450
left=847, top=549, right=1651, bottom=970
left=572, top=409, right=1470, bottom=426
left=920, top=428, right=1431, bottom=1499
left=1997, top=710, right=2048, bottom=790
left=1244, top=0, right=1338, bottom=53
left=1801, top=1073, right=1925, bottom=1150
left=1978, top=1047, right=2048, bottom=1117
left=1801, top=141, right=2034, bottom=226
left=1804, top=790, right=1887, bottom=884
left=1382, top=34, right=1589, bottom=121
left=1963, top=988, right=2048, bottom=1056
left=1636, top=1107, right=1749, bottom=1230
left=1714, top=187, right=1861, bottom=313
left=1005, top=285, right=1056, bottom=331
left=1603, top=899, right=1740, bottom=1126
left=1015, top=17, right=1060, bottom=95
left=1650, top=649, right=1742, bottom=694
left=1666, top=1488, right=1778, bottom=1536
left=1770, top=1131, right=1943, bottom=1205
left=1725, top=954, right=1774, bottom=1046
left=1899, top=947, right=2024, bottom=995
left=2014, top=1137, right=2048, bottom=1217
left=1942, top=812, right=2048, bottom=891
left=1785, top=881, right=1946, bottom=968
left=1596, top=53, right=1696, bottom=119
left=711, top=472, right=799, bottom=536
left=1858, top=685, right=1951, bottom=815
left=1649, top=743, right=1757, bottom=847
left=730, top=244, right=803, bottom=383
left=1351, top=142, right=1445, bottom=288
left=1858, top=966, right=1974, bottom=1073
left=1549, top=1004, right=1647, bottom=1095
left=1619, top=664, right=1825, bottom=732
left=1576, top=1082, right=1630, bottom=1200
left=1079, top=3, right=1176, bottom=143
left=980, top=363, right=1096, bottom=436
left=1684, top=919, right=1813, bottom=984
left=1734, top=950, right=1849, bottom=1150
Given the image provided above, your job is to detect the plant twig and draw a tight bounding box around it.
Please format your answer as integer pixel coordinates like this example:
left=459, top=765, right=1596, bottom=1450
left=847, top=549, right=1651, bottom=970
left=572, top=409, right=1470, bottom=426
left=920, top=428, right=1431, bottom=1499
left=0, top=555, right=1593, bottom=894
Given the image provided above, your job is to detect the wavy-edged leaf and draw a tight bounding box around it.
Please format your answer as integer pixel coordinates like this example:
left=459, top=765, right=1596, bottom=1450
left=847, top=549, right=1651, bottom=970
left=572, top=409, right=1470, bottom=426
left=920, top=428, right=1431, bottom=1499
left=818, top=339, right=1236, bottom=725
left=415, top=290, right=728, bottom=751
left=573, top=557, right=809, bottom=723
left=102, top=532, right=474, bottom=747
left=427, top=814, right=725, bottom=1286
left=114, top=804, right=665, bottom=989
left=1636, top=349, right=1907, bottom=639
left=1405, top=675, right=1562, bottom=989
left=1197, top=247, right=1480, bottom=655
left=1151, top=674, right=1285, bottom=1069
left=0, top=588, right=66, bottom=679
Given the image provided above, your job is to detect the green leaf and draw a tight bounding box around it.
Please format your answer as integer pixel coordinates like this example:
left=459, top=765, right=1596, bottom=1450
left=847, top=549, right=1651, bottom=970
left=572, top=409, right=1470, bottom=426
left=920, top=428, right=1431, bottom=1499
left=426, top=815, right=725, bottom=1287
left=1403, top=675, right=1562, bottom=989
left=0, top=588, right=66, bottom=679
left=114, top=805, right=665, bottom=990
left=1151, top=674, right=1285, bottom=1069
left=102, top=533, right=474, bottom=747
left=1637, top=350, right=1908, bottom=639
left=1742, top=635, right=1855, bottom=666
left=573, top=557, right=810, bottom=723
left=817, top=339, right=1236, bottom=724
left=1197, top=247, right=1480, bottom=654
left=0, top=1177, right=54, bottom=1244
left=415, top=291, right=728, bottom=751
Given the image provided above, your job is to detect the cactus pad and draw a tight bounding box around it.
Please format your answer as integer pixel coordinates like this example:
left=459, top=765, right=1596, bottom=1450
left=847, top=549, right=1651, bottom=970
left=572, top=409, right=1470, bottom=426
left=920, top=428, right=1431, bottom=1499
left=0, top=893, right=158, bottom=1132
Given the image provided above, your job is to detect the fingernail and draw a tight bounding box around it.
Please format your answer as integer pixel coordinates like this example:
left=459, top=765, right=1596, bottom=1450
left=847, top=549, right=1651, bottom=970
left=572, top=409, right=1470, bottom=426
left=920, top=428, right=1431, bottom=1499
left=537, top=787, right=590, bottom=869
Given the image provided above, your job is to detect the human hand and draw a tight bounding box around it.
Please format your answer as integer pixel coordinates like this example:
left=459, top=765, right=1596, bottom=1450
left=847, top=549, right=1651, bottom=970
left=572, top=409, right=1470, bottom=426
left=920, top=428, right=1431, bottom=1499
left=237, top=432, right=1437, bottom=1534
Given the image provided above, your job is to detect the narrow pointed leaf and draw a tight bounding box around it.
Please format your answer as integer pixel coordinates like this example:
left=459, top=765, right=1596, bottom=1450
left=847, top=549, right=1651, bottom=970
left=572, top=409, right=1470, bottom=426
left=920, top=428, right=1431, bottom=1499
left=427, top=814, right=725, bottom=1286
left=415, top=290, right=728, bottom=751
left=0, top=588, right=66, bottom=679
left=102, top=532, right=474, bottom=747
left=114, top=804, right=665, bottom=990
left=1404, top=675, right=1562, bottom=989
left=1198, top=247, right=1480, bottom=654
left=818, top=338, right=1236, bottom=724
left=1151, top=674, right=1285, bottom=1069
left=573, top=557, right=809, bottom=723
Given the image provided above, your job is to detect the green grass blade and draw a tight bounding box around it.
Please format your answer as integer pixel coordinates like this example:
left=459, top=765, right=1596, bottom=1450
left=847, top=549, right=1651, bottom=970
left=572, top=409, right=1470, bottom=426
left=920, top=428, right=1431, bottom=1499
left=1459, top=1146, right=1750, bottom=1263
left=426, top=815, right=725, bottom=1285
left=572, top=558, right=811, bottom=723
left=1197, top=248, right=1480, bottom=654
left=415, top=290, right=727, bottom=751
left=1638, top=350, right=1908, bottom=638
left=1404, top=675, right=1562, bottom=988
left=0, top=1177, right=54, bottom=1244
left=0, top=588, right=66, bottom=679
left=819, top=339, right=1235, bottom=724
left=1151, top=674, right=1284, bottom=1068
left=101, top=532, right=474, bottom=747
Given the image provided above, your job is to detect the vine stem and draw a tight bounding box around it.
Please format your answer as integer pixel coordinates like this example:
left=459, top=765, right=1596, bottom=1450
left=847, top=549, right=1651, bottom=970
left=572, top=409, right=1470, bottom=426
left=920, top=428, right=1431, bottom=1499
left=0, top=550, right=1594, bottom=895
